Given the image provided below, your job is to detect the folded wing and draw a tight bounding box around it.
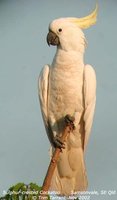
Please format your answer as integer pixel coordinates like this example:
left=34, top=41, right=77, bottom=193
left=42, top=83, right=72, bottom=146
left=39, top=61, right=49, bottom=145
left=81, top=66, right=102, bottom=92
left=83, top=64, right=96, bottom=152
left=38, top=65, right=54, bottom=144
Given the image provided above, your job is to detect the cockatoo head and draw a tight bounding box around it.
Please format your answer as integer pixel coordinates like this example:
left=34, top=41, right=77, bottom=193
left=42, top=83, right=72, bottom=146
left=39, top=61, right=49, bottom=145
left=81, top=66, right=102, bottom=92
left=47, top=5, right=98, bottom=53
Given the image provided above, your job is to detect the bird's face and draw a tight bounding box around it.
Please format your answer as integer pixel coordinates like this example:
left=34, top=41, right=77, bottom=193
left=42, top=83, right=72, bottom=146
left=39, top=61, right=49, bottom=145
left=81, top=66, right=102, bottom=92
left=47, top=18, right=86, bottom=53
left=46, top=6, right=98, bottom=52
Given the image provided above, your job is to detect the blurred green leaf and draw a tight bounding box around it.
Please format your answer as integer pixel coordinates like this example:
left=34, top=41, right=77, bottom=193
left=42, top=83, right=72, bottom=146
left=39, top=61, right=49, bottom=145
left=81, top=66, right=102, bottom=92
left=0, top=183, right=45, bottom=200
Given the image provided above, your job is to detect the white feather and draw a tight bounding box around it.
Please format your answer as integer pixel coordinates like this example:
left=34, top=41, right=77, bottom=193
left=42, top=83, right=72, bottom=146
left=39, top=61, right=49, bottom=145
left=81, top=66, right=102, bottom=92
left=38, top=65, right=54, bottom=144
left=38, top=18, right=96, bottom=196
left=83, top=64, right=96, bottom=152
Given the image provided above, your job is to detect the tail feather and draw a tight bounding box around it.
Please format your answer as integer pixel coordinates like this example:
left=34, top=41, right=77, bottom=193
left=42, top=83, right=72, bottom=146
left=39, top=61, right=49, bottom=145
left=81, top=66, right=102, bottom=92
left=49, top=147, right=88, bottom=196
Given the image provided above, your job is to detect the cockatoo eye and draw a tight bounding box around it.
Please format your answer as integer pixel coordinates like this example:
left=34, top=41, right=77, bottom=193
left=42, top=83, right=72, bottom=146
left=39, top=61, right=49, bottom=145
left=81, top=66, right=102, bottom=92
left=58, top=28, right=62, bottom=32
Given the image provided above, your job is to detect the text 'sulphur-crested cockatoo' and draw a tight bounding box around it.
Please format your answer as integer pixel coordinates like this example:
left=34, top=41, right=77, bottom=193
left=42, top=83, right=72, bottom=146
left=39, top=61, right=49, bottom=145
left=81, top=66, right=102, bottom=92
left=38, top=5, right=97, bottom=197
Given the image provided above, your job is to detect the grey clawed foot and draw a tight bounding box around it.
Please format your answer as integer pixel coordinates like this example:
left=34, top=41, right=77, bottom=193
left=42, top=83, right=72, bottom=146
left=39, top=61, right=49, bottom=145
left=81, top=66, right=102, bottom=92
left=64, top=114, right=75, bottom=130
left=53, top=136, right=65, bottom=150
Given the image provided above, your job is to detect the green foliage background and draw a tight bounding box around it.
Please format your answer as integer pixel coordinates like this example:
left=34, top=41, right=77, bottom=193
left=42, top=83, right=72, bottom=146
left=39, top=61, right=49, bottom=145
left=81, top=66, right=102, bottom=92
left=0, top=183, right=50, bottom=200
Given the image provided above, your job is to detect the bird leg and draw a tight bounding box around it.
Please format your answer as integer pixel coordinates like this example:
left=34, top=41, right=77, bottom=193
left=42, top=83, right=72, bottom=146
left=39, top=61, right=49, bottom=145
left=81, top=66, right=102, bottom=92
left=53, top=135, right=65, bottom=149
left=53, top=114, right=75, bottom=150
left=64, top=114, right=75, bottom=131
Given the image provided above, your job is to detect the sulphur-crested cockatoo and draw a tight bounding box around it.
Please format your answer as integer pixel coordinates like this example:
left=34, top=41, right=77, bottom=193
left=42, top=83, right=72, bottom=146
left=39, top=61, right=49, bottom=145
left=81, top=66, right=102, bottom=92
left=38, top=5, right=97, bottom=196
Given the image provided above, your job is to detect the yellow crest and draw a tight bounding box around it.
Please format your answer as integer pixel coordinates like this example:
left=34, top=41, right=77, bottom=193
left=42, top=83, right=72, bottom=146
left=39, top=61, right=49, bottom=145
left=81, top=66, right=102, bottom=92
left=68, top=4, right=98, bottom=29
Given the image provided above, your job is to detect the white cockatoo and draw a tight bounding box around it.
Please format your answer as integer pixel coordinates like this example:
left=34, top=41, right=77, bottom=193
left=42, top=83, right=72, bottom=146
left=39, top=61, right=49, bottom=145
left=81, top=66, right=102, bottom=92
left=38, top=5, right=97, bottom=197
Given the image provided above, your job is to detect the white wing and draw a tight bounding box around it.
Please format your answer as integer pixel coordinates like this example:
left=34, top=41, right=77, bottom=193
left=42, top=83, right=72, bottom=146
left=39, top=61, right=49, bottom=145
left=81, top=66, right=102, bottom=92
left=83, top=64, right=96, bottom=152
left=38, top=65, right=54, bottom=144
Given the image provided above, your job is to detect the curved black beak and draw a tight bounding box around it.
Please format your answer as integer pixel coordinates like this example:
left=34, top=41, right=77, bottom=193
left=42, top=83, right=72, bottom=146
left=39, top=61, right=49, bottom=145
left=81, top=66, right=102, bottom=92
left=46, top=31, right=60, bottom=46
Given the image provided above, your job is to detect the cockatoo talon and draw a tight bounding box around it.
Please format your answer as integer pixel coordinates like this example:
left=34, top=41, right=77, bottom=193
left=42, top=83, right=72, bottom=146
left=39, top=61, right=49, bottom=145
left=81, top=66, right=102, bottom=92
left=64, top=114, right=75, bottom=131
left=53, top=136, right=65, bottom=149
